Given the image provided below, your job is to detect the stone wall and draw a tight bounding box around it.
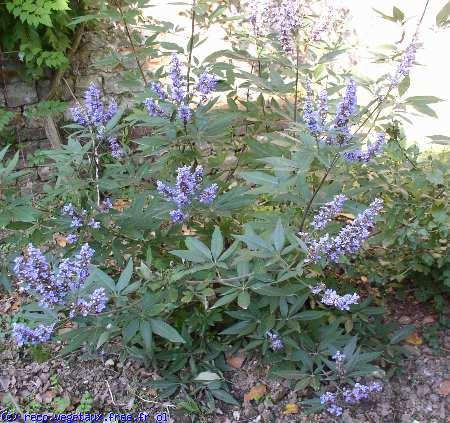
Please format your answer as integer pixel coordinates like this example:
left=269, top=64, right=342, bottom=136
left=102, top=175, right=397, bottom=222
left=0, top=24, right=158, bottom=153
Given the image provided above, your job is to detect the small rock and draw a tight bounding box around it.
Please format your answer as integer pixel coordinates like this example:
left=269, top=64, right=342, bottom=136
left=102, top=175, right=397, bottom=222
left=105, top=359, right=115, bottom=367
left=342, top=412, right=354, bottom=423
left=422, top=315, right=435, bottom=324
left=399, top=316, right=412, bottom=325
left=380, top=401, right=392, bottom=416
left=417, top=384, right=431, bottom=397
left=429, top=394, right=440, bottom=403
left=38, top=166, right=51, bottom=181
left=401, top=414, right=412, bottom=423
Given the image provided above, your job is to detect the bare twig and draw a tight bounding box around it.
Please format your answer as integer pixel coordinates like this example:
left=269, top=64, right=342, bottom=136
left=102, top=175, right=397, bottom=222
left=115, top=2, right=148, bottom=86
left=186, top=0, right=197, bottom=95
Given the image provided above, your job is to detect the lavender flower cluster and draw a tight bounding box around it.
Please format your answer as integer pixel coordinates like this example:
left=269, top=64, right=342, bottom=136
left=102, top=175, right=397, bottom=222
left=69, top=287, right=107, bottom=318
left=61, top=203, right=101, bottom=242
left=247, top=1, right=347, bottom=54
left=342, top=133, right=386, bottom=163
left=390, top=39, right=418, bottom=86
left=328, top=79, right=357, bottom=145
left=311, top=284, right=360, bottom=311
left=157, top=165, right=218, bottom=223
left=266, top=330, right=284, bottom=351
left=144, top=55, right=218, bottom=124
left=303, top=82, right=328, bottom=136
left=310, top=194, right=347, bottom=230
left=303, top=198, right=384, bottom=264
left=320, top=381, right=382, bottom=416
left=11, top=323, right=54, bottom=347
left=12, top=244, right=107, bottom=346
left=70, top=83, right=123, bottom=158
left=303, top=79, right=357, bottom=145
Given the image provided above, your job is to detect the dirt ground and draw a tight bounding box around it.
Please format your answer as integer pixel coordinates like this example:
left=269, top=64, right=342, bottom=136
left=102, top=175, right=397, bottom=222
left=1, top=292, right=449, bottom=422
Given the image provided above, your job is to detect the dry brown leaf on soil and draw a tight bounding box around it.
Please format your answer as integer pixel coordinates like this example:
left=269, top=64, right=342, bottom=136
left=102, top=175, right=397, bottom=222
left=181, top=225, right=197, bottom=235
left=243, top=383, right=267, bottom=402
left=226, top=351, right=245, bottom=369
left=406, top=332, right=423, bottom=346
left=283, top=403, right=299, bottom=415
left=437, top=380, right=450, bottom=396
left=113, top=199, right=130, bottom=212
left=55, top=234, right=68, bottom=247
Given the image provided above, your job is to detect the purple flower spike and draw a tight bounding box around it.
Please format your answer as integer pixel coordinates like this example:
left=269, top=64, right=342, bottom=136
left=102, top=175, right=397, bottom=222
left=343, top=133, right=386, bottom=163
left=311, top=194, right=347, bottom=230
left=266, top=330, right=284, bottom=351
left=150, top=81, right=168, bottom=100
left=157, top=165, right=218, bottom=222
left=107, top=136, right=124, bottom=158
left=195, top=72, right=218, bottom=101
left=12, top=323, right=54, bottom=346
left=198, top=184, right=218, bottom=204
left=144, top=98, right=167, bottom=118
left=69, top=287, right=107, bottom=318
left=328, top=79, right=357, bottom=145
left=169, top=209, right=187, bottom=223
left=169, top=55, right=186, bottom=104
left=390, top=40, right=418, bottom=86
left=178, top=104, right=193, bottom=123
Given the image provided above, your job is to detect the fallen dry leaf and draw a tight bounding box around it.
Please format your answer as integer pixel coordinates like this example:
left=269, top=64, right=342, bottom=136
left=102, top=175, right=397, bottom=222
left=40, top=390, right=55, bottom=404
left=181, top=225, right=197, bottom=235
left=226, top=351, right=245, bottom=369
left=55, top=234, right=68, bottom=247
left=244, top=384, right=267, bottom=402
left=406, top=332, right=423, bottom=346
left=437, top=380, right=450, bottom=396
left=283, top=403, right=299, bottom=415
left=113, top=198, right=130, bottom=212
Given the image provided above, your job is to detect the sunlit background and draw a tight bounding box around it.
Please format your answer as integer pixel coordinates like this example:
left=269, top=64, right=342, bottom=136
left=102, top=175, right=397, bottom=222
left=146, top=0, right=449, bottom=151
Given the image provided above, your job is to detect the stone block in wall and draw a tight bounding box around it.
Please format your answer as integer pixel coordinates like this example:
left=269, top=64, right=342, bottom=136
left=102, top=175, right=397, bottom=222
left=74, top=75, right=103, bottom=98
left=103, top=73, right=134, bottom=95
left=36, top=79, right=52, bottom=101
left=6, top=80, right=38, bottom=108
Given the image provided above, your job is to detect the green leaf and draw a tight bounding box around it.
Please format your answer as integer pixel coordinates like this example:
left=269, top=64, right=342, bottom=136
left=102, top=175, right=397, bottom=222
left=90, top=266, right=116, bottom=294
left=185, top=238, right=213, bottom=262
left=211, top=291, right=239, bottom=309
left=211, top=226, right=224, bottom=261
left=123, top=320, right=139, bottom=343
left=389, top=324, right=416, bottom=344
left=237, top=291, right=251, bottom=309
left=409, top=103, right=438, bottom=118
left=140, top=320, right=153, bottom=351
left=318, top=49, right=346, bottom=64
left=220, top=320, right=255, bottom=335
left=150, top=319, right=186, bottom=343
left=116, top=258, right=133, bottom=292
left=210, top=389, right=239, bottom=406
left=427, top=134, right=450, bottom=145
left=239, top=171, right=279, bottom=186
left=436, top=1, right=450, bottom=26
left=96, top=331, right=113, bottom=349
left=293, top=310, right=328, bottom=320
left=194, top=371, right=221, bottom=381
left=405, top=96, right=444, bottom=105
left=392, top=6, right=404, bottom=22
left=271, top=219, right=285, bottom=252
left=398, top=75, right=410, bottom=96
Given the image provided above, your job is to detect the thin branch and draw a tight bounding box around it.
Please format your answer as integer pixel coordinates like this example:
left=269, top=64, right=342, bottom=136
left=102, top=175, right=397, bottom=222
left=186, top=0, right=197, bottom=95
left=293, top=43, right=300, bottom=122
left=116, top=2, right=148, bottom=86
